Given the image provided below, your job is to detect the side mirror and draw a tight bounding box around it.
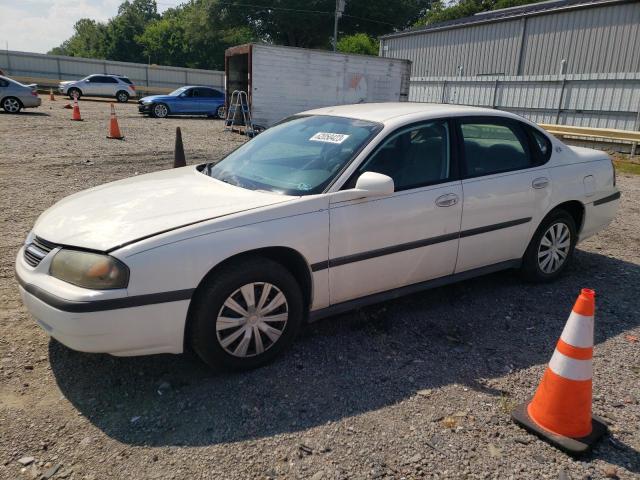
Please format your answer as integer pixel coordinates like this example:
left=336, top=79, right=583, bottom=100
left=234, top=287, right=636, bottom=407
left=330, top=172, right=394, bottom=203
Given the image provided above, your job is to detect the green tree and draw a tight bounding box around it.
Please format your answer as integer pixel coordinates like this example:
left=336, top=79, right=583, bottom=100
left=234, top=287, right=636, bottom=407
left=48, top=19, right=108, bottom=58
left=337, top=33, right=379, bottom=56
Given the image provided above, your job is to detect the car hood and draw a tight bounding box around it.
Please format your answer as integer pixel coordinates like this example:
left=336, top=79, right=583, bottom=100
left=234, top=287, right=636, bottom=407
left=59, top=81, right=75, bottom=85
left=140, top=95, right=173, bottom=103
left=33, top=167, right=294, bottom=251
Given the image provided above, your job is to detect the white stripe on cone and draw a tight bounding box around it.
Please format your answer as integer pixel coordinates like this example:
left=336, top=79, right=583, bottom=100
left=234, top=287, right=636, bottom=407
left=560, top=311, right=594, bottom=348
left=548, top=349, right=593, bottom=381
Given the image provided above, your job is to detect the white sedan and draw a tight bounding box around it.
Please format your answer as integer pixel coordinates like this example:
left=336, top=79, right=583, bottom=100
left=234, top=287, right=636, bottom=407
left=15, top=103, right=620, bottom=369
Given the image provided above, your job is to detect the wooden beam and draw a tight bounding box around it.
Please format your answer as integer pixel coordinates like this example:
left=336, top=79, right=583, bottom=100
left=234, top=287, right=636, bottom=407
left=540, top=123, right=640, bottom=143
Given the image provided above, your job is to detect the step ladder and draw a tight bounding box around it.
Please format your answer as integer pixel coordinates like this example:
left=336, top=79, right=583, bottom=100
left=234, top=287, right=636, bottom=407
left=224, top=90, right=255, bottom=137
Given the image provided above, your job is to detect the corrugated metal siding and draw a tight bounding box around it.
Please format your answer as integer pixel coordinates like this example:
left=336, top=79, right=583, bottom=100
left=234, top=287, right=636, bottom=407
left=385, top=19, right=522, bottom=76
left=409, top=73, right=640, bottom=131
left=381, top=2, right=640, bottom=76
left=250, top=44, right=411, bottom=126
left=520, top=2, right=640, bottom=74
left=0, top=50, right=224, bottom=90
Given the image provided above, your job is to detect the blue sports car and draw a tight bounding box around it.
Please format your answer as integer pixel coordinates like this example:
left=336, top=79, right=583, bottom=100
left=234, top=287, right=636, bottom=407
left=138, top=86, right=226, bottom=119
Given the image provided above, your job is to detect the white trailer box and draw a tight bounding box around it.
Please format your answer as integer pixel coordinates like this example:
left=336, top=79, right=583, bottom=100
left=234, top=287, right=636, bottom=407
left=225, top=43, right=411, bottom=128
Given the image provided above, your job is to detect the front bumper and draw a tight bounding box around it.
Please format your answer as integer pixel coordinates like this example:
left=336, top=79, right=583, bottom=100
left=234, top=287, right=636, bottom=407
left=138, top=102, right=152, bottom=114
left=15, top=246, right=188, bottom=356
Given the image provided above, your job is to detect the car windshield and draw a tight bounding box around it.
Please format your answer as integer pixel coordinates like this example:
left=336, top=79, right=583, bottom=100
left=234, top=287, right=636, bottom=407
left=169, top=87, right=189, bottom=96
left=201, top=115, right=382, bottom=196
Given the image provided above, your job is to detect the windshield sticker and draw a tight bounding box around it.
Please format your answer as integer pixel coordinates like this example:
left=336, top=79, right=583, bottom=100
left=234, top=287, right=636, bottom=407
left=309, top=132, right=350, bottom=144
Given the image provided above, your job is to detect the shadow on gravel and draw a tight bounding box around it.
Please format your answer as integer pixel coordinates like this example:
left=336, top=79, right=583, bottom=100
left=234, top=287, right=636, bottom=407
left=49, top=249, right=639, bottom=469
left=1, top=111, right=50, bottom=116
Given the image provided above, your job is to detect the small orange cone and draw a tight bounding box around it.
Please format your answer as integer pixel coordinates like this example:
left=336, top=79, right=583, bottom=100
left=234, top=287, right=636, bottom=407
left=71, top=94, right=82, bottom=121
left=106, top=103, right=124, bottom=140
left=49, top=88, right=55, bottom=101
left=512, top=289, right=607, bottom=455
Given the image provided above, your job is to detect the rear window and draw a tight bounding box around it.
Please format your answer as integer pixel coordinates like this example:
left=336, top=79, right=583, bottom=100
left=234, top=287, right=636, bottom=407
left=118, top=77, right=133, bottom=85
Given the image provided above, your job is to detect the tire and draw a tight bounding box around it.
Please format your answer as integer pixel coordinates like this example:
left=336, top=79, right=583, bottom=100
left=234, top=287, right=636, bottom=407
left=116, top=91, right=129, bottom=103
left=1, top=96, right=22, bottom=113
left=521, top=209, right=577, bottom=282
left=189, top=257, right=304, bottom=370
left=67, top=88, right=81, bottom=100
left=151, top=103, right=169, bottom=118
left=216, top=105, right=226, bottom=119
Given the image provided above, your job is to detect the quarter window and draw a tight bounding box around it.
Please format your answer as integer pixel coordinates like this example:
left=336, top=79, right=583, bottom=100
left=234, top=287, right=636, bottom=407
left=460, top=121, right=532, bottom=177
left=357, top=121, right=451, bottom=191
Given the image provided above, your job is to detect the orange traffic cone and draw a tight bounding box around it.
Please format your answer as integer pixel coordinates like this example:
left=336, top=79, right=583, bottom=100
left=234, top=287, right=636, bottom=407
left=49, top=88, right=55, bottom=101
left=106, top=103, right=124, bottom=140
left=512, top=289, right=607, bottom=455
left=71, top=94, right=82, bottom=121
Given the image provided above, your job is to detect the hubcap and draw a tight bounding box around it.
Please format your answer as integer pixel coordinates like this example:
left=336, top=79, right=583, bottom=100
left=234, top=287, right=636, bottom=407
left=155, top=105, right=167, bottom=117
left=118, top=93, right=127, bottom=102
left=216, top=282, right=288, bottom=358
left=538, top=222, right=571, bottom=274
left=4, top=98, right=19, bottom=112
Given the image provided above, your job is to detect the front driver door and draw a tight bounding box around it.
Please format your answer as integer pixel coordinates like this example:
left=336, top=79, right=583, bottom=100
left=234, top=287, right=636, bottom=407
left=328, top=120, right=462, bottom=305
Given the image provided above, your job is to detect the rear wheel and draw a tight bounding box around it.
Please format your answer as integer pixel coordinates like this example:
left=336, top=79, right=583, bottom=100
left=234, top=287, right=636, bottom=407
left=521, top=209, right=577, bottom=282
left=1, top=96, right=22, bottom=113
left=67, top=88, right=81, bottom=100
left=116, top=91, right=129, bottom=103
left=216, top=105, right=226, bottom=119
left=189, top=257, right=303, bottom=370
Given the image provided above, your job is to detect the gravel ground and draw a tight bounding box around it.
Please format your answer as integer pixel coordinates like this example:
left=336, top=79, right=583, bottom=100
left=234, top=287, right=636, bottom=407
left=0, top=97, right=639, bottom=480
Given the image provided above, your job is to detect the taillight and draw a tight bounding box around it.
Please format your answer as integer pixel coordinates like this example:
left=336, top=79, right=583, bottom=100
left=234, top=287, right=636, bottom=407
left=31, top=90, right=38, bottom=97
left=130, top=85, right=136, bottom=91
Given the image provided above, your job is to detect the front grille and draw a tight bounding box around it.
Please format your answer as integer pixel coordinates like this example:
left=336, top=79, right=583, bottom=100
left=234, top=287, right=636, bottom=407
left=23, top=236, right=58, bottom=267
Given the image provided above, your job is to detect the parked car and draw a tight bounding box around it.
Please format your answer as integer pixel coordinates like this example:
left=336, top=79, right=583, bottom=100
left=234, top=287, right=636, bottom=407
left=0, top=75, right=41, bottom=113
left=138, top=86, right=225, bottom=118
left=58, top=74, right=136, bottom=102
left=16, top=103, right=619, bottom=370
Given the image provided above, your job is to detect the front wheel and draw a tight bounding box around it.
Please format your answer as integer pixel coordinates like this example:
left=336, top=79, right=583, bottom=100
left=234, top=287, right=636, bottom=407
left=67, top=88, right=81, bottom=100
left=521, top=210, right=577, bottom=282
left=189, top=257, right=303, bottom=370
left=116, top=91, right=129, bottom=103
left=151, top=103, right=169, bottom=118
left=1, top=97, right=22, bottom=113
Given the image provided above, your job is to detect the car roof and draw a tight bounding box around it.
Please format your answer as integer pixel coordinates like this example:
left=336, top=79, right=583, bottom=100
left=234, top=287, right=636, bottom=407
left=300, top=102, right=521, bottom=124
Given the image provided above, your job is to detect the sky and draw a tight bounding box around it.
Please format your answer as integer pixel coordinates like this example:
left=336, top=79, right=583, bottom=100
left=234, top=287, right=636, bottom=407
left=0, top=0, right=184, bottom=54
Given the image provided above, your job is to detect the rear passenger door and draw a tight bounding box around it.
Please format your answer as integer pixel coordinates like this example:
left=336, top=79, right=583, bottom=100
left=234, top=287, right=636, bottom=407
left=328, top=120, right=463, bottom=304
left=454, top=117, right=551, bottom=273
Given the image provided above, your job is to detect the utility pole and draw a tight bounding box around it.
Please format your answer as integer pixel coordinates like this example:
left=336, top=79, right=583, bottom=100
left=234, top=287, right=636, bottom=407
left=333, top=0, right=346, bottom=52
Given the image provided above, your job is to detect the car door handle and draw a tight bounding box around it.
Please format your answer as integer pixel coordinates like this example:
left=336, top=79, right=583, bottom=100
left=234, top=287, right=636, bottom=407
left=435, top=193, right=459, bottom=207
left=532, top=177, right=550, bottom=189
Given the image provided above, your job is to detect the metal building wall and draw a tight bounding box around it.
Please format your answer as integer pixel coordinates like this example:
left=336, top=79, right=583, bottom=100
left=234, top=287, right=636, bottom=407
left=409, top=73, right=640, bottom=131
left=381, top=1, right=640, bottom=76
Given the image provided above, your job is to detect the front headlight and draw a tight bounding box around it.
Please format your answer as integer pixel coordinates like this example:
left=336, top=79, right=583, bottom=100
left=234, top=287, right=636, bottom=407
left=50, top=250, right=129, bottom=290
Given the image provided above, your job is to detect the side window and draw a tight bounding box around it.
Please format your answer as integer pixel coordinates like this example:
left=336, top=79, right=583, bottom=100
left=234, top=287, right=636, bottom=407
left=357, top=121, right=451, bottom=192
left=103, top=76, right=118, bottom=83
left=192, top=88, right=201, bottom=98
left=0, top=79, right=8, bottom=88
left=87, top=76, right=101, bottom=83
left=527, top=126, right=552, bottom=164
left=460, top=121, right=532, bottom=177
left=118, top=77, right=133, bottom=85
left=182, top=88, right=193, bottom=97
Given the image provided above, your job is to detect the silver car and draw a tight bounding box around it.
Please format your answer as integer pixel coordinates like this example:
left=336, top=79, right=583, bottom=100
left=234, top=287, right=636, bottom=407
left=59, top=74, right=136, bottom=102
left=0, top=76, right=41, bottom=113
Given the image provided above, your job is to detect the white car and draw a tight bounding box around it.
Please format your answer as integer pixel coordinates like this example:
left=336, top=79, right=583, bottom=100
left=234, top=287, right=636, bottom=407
left=15, top=103, right=620, bottom=370
left=58, top=74, right=136, bottom=102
